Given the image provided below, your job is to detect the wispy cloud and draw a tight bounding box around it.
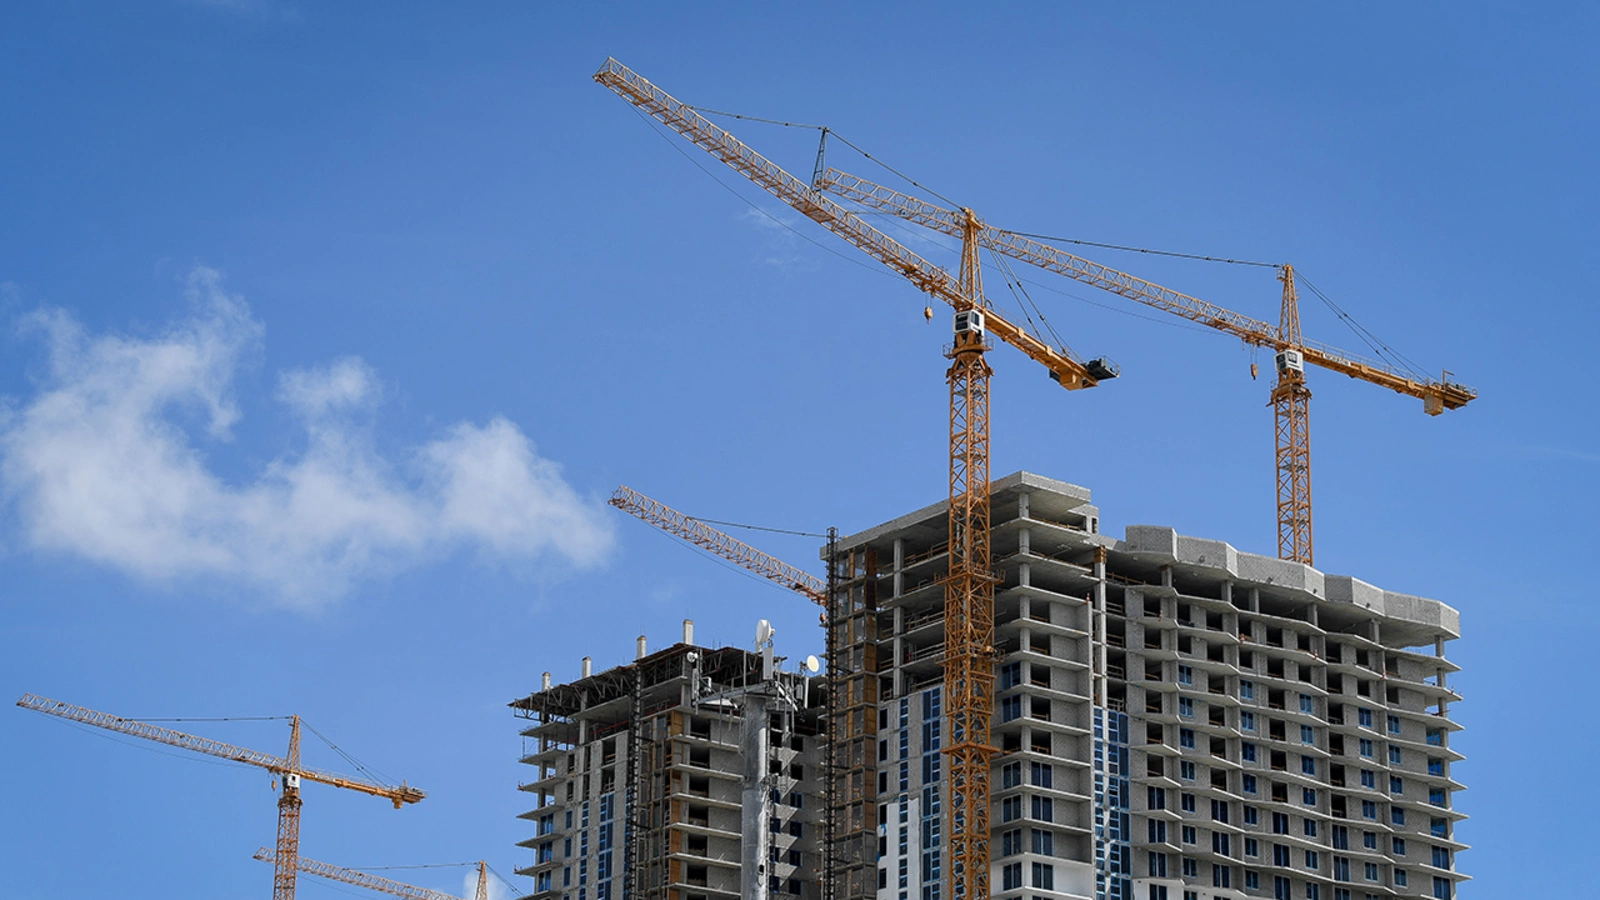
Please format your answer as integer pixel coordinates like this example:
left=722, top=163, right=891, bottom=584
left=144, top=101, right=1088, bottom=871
left=178, top=0, right=301, bottom=21
left=0, top=267, right=612, bottom=607
left=1516, top=445, right=1600, bottom=465
left=737, top=208, right=808, bottom=270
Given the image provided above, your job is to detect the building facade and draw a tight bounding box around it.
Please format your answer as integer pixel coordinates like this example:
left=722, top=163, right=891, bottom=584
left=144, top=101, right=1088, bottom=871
left=512, top=627, right=827, bottom=900
left=825, top=472, right=1466, bottom=900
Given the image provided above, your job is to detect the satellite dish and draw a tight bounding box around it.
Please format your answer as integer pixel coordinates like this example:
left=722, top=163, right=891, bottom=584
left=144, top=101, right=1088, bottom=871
left=804, top=655, right=821, bottom=674
left=756, top=619, right=774, bottom=647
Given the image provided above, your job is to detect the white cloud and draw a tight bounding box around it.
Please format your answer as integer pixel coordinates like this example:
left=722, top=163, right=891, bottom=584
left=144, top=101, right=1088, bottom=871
left=0, top=267, right=612, bottom=606
left=278, top=356, right=379, bottom=418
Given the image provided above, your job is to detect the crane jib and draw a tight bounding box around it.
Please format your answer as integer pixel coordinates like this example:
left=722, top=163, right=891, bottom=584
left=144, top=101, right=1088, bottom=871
left=594, top=58, right=1105, bottom=393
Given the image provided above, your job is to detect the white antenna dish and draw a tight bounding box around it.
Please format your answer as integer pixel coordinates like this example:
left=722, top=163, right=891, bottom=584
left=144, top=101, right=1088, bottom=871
left=756, top=619, right=775, bottom=647
left=804, top=655, right=821, bottom=674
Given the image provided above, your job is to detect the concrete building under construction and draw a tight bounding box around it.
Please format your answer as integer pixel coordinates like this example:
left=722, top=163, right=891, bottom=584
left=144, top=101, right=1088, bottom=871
left=826, top=472, right=1465, bottom=900
left=512, top=622, right=828, bottom=900
left=515, top=471, right=1467, bottom=900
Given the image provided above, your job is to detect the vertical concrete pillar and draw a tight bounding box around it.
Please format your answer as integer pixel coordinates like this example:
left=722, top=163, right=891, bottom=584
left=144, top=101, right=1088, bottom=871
left=741, top=691, right=773, bottom=900
left=1093, top=548, right=1108, bottom=708
left=893, top=606, right=905, bottom=698
left=1018, top=491, right=1031, bottom=521
left=578, top=691, right=589, bottom=744
left=892, top=538, right=905, bottom=599
left=1019, top=562, right=1031, bottom=589
left=1018, top=526, right=1031, bottom=558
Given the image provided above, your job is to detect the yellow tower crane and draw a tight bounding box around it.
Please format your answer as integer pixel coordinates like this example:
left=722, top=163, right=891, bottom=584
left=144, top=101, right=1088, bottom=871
left=251, top=848, right=489, bottom=900
left=815, top=169, right=1477, bottom=565
left=595, top=58, right=1119, bottom=900
left=16, top=693, right=424, bottom=900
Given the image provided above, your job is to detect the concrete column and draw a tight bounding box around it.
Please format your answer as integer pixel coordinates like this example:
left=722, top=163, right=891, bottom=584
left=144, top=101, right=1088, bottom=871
left=1019, top=562, right=1031, bottom=589
left=1018, top=491, right=1031, bottom=521
left=893, top=538, right=905, bottom=599
left=741, top=691, right=773, bottom=900
left=893, top=607, right=905, bottom=698
left=1247, top=587, right=1261, bottom=613
left=1019, top=526, right=1031, bottom=558
left=1093, top=548, right=1108, bottom=708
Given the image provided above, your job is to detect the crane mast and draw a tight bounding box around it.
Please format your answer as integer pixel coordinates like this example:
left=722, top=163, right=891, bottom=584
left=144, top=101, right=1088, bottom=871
left=1271, top=266, right=1313, bottom=562
left=944, top=209, right=994, bottom=900
left=276, top=716, right=304, bottom=900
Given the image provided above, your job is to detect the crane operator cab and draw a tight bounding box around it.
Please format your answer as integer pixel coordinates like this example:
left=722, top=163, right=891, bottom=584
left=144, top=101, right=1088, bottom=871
left=953, top=309, right=986, bottom=336
left=1275, top=349, right=1305, bottom=376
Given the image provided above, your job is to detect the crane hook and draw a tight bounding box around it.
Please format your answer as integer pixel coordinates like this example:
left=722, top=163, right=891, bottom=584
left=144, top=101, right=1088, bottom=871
left=1250, top=362, right=1259, bottom=380
left=924, top=306, right=934, bottom=323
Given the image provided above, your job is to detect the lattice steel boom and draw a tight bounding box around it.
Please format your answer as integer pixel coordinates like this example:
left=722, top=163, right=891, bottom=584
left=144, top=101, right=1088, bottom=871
left=251, top=848, right=486, bottom=900
left=610, top=485, right=825, bottom=604
left=592, top=58, right=1111, bottom=393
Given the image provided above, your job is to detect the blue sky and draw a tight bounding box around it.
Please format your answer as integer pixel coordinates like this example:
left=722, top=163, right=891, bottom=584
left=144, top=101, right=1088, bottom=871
left=2, top=3, right=1594, bottom=897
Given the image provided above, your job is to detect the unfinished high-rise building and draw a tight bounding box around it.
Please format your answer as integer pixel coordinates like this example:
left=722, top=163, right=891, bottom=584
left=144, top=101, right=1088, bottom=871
left=513, top=471, right=1466, bottom=900
left=823, top=472, right=1465, bottom=900
left=512, top=622, right=828, bottom=900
